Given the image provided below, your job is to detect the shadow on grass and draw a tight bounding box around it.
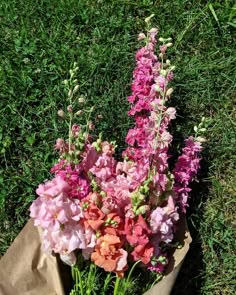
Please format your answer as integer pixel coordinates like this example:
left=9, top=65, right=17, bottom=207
left=171, top=157, right=209, bottom=295
left=166, top=91, right=210, bottom=294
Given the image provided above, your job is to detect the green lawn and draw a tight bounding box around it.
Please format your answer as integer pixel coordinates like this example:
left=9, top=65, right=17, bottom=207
left=0, top=1, right=235, bottom=294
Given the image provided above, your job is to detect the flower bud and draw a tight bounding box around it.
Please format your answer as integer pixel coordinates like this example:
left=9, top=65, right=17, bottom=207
left=160, top=69, right=167, bottom=76
left=159, top=37, right=164, bottom=42
left=23, top=57, right=30, bottom=64
left=100, top=191, right=106, bottom=198
left=166, top=59, right=171, bottom=65
left=166, top=42, right=173, bottom=47
left=83, top=132, right=89, bottom=140
left=196, top=136, right=207, bottom=143
left=160, top=45, right=167, bottom=54
left=57, top=109, right=65, bottom=118
left=75, top=110, right=82, bottom=116
left=145, top=14, right=155, bottom=23
left=34, top=68, right=41, bottom=74
left=75, top=151, right=81, bottom=156
left=138, top=33, right=146, bottom=41
left=154, top=85, right=161, bottom=92
left=78, top=97, right=85, bottom=103
left=149, top=27, right=158, bottom=34
left=67, top=105, right=73, bottom=113
left=68, top=89, right=73, bottom=97
left=166, top=88, right=174, bottom=96
left=73, top=85, right=79, bottom=94
left=69, top=150, right=74, bottom=156
left=136, top=205, right=150, bottom=215
left=89, top=121, right=95, bottom=130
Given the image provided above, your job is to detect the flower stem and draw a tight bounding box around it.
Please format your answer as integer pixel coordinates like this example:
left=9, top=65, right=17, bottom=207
left=77, top=267, right=84, bottom=295
left=126, top=260, right=140, bottom=284
left=68, top=112, right=72, bottom=151
left=72, top=265, right=84, bottom=295
left=113, top=277, right=120, bottom=295
left=86, top=263, right=94, bottom=294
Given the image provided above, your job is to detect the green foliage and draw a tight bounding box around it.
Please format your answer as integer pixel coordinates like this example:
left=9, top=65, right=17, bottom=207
left=0, top=0, right=235, bottom=294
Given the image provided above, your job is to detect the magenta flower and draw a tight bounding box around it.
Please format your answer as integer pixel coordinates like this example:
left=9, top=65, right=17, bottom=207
left=55, top=164, right=90, bottom=200
left=173, top=137, right=202, bottom=212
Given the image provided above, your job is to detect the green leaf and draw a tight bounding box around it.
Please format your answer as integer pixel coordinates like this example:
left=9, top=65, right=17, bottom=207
left=209, top=4, right=220, bottom=27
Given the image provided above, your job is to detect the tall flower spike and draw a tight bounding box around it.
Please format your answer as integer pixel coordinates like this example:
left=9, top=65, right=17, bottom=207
left=173, top=136, right=202, bottom=212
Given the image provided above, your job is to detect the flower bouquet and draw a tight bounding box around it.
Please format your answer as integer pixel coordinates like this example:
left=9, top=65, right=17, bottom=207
left=27, top=17, right=206, bottom=295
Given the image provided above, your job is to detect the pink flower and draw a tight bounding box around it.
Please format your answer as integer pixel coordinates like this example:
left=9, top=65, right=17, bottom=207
left=50, top=159, right=67, bottom=174
left=101, top=141, right=115, bottom=155
left=155, top=173, right=168, bottom=189
left=149, top=196, right=179, bottom=243
left=165, top=107, right=176, bottom=120
left=42, top=223, right=96, bottom=258
left=116, top=159, right=149, bottom=191
left=60, top=252, right=77, bottom=266
left=101, top=195, right=117, bottom=214
left=36, top=176, right=70, bottom=198
left=138, top=33, right=146, bottom=41
left=81, top=145, right=99, bottom=172
left=90, top=154, right=116, bottom=182
left=54, top=138, right=69, bottom=154
left=101, top=175, right=131, bottom=210
left=30, top=193, right=83, bottom=231
left=155, top=76, right=167, bottom=91
left=71, top=124, right=81, bottom=137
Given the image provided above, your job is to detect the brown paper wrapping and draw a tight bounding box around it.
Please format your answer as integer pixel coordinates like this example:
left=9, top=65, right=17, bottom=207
left=0, top=217, right=191, bottom=295
left=144, top=216, right=191, bottom=295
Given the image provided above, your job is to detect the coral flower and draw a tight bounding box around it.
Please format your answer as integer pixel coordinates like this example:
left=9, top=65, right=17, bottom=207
left=103, top=212, right=124, bottom=236
left=131, top=243, right=154, bottom=265
left=91, top=234, right=128, bottom=276
left=125, top=215, right=151, bottom=246
left=83, top=204, right=105, bottom=231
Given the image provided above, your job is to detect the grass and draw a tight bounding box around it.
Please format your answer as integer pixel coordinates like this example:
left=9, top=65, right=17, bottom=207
left=0, top=0, right=235, bottom=294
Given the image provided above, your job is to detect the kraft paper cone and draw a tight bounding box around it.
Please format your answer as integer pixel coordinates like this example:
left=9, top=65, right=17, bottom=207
left=0, top=217, right=191, bottom=295
left=0, top=219, right=66, bottom=295
left=144, top=216, right=192, bottom=295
